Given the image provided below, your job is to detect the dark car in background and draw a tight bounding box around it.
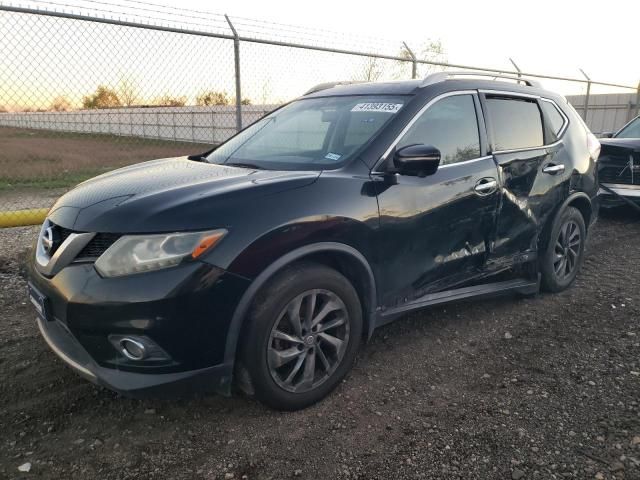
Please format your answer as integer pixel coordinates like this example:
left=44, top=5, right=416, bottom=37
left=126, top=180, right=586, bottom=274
left=27, top=72, right=601, bottom=410
left=598, top=115, right=640, bottom=206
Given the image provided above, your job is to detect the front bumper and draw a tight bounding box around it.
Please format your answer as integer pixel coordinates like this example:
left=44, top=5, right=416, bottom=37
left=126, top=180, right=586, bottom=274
left=36, top=314, right=233, bottom=397
left=27, top=257, right=251, bottom=397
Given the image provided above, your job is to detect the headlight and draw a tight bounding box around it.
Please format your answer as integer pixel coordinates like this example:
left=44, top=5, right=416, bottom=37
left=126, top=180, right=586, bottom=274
left=95, top=229, right=227, bottom=278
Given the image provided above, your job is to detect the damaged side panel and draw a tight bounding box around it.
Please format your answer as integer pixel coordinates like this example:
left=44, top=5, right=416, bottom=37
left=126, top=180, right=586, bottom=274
left=487, top=144, right=568, bottom=269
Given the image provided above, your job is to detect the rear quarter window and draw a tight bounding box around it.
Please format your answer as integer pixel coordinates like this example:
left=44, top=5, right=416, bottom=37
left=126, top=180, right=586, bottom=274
left=540, top=99, right=567, bottom=143
left=486, top=97, right=544, bottom=151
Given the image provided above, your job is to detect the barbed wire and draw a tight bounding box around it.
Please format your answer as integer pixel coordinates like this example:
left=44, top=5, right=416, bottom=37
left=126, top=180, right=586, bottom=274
left=0, top=0, right=406, bottom=55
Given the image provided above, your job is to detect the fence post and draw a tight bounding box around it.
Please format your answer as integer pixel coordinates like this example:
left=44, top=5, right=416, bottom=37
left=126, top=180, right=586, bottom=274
left=402, top=42, right=417, bottom=79
left=579, top=68, right=591, bottom=122
left=225, top=14, right=242, bottom=132
left=509, top=58, right=521, bottom=78
left=635, top=81, right=640, bottom=118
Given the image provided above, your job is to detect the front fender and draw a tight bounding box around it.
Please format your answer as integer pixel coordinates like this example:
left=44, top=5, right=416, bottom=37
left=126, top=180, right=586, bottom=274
left=221, top=242, right=378, bottom=367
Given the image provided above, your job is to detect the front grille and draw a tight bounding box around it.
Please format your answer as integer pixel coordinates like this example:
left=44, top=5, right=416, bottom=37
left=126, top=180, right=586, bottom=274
left=599, top=152, right=640, bottom=186
left=57, top=226, right=74, bottom=245
left=76, top=233, right=121, bottom=259
left=49, top=223, right=120, bottom=261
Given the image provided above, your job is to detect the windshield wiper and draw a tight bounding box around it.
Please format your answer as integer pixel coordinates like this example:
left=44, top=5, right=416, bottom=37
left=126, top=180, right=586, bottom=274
left=225, top=162, right=264, bottom=170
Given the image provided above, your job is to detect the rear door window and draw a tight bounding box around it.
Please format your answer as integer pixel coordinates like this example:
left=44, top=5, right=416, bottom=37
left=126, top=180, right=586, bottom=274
left=485, top=97, right=544, bottom=151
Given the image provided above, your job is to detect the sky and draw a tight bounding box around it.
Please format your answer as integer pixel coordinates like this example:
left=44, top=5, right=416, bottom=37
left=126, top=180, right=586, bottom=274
left=1, top=0, right=638, bottom=110
left=178, top=0, right=638, bottom=89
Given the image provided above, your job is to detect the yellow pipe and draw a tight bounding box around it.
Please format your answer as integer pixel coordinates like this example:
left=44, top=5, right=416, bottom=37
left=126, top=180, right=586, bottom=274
left=0, top=208, right=48, bottom=228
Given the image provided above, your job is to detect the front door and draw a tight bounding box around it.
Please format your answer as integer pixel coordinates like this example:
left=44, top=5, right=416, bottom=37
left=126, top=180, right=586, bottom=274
left=375, top=92, right=500, bottom=309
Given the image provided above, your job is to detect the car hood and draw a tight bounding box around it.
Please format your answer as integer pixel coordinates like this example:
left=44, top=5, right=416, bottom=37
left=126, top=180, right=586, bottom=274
left=47, top=156, right=320, bottom=233
left=600, top=138, right=640, bottom=152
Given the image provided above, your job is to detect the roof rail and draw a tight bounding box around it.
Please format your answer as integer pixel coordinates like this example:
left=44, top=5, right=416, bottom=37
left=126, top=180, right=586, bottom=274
left=304, top=81, right=364, bottom=95
left=421, top=71, right=542, bottom=88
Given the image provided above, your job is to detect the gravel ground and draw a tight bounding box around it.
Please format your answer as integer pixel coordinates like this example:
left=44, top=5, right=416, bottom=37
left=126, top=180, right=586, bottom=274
left=0, top=191, right=64, bottom=212
left=0, top=209, right=639, bottom=480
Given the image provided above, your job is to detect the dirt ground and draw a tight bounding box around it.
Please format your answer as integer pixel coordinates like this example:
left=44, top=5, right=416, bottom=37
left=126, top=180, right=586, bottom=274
left=0, top=208, right=639, bottom=480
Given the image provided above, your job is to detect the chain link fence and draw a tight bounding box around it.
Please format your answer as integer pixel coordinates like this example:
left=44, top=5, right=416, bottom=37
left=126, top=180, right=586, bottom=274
left=1, top=0, right=638, bottom=227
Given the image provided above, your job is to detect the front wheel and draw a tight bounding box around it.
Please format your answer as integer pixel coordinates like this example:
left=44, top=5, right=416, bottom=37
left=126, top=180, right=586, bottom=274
left=540, top=206, right=586, bottom=293
left=241, top=262, right=362, bottom=410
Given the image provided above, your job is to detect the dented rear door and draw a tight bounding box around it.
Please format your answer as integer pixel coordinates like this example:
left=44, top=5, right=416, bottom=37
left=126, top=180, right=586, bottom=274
left=488, top=147, right=550, bottom=267
left=480, top=92, right=559, bottom=269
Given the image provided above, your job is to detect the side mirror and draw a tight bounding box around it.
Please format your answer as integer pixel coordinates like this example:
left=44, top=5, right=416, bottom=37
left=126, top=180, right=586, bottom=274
left=601, top=132, right=614, bottom=138
left=394, top=144, right=441, bottom=177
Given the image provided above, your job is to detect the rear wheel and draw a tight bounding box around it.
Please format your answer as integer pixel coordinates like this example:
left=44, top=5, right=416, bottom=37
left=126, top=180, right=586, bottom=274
left=241, top=262, right=362, bottom=410
left=540, top=206, right=586, bottom=292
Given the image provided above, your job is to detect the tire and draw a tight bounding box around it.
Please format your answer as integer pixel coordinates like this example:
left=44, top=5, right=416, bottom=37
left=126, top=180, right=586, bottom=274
left=540, top=206, right=586, bottom=293
left=241, top=262, right=363, bottom=410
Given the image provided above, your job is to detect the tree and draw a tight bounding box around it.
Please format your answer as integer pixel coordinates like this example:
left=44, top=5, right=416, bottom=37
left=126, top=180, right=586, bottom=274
left=397, top=40, right=447, bottom=79
left=118, top=76, right=139, bottom=107
left=83, top=86, right=122, bottom=109
left=0, top=105, right=7, bottom=113
left=155, top=95, right=186, bottom=107
left=196, top=90, right=230, bottom=106
left=352, top=56, right=384, bottom=82
left=241, top=98, right=251, bottom=105
left=50, top=96, right=72, bottom=112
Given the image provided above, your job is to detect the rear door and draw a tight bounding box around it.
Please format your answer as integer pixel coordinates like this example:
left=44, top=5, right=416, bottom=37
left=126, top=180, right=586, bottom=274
left=481, top=92, right=568, bottom=269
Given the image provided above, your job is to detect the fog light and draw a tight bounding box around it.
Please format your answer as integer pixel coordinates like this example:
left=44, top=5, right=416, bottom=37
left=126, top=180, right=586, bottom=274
left=108, top=334, right=170, bottom=362
left=119, top=338, right=146, bottom=360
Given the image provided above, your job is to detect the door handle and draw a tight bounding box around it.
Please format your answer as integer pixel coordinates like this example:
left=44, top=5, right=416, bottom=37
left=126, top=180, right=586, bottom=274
left=542, top=164, right=565, bottom=174
left=474, top=178, right=498, bottom=195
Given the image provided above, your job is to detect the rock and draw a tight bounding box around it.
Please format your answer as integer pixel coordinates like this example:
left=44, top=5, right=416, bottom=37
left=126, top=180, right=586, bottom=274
left=73, top=438, right=85, bottom=445
left=224, top=473, right=234, bottom=480
left=632, top=436, right=640, bottom=446
left=144, top=408, right=156, bottom=415
left=504, top=332, right=513, bottom=339
left=594, top=473, right=604, bottom=480
left=18, top=462, right=31, bottom=472
left=610, top=461, right=624, bottom=472
left=512, top=468, right=525, bottom=479
left=294, top=469, right=302, bottom=476
left=482, top=373, right=491, bottom=379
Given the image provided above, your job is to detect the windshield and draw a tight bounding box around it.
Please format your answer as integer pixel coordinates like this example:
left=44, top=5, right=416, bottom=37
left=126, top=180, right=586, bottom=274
left=616, top=117, right=640, bottom=139
left=207, top=95, right=407, bottom=170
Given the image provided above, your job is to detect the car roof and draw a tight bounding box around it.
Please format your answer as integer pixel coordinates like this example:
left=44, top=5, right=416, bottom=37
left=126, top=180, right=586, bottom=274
left=303, top=80, right=423, bottom=97
left=303, top=75, right=565, bottom=104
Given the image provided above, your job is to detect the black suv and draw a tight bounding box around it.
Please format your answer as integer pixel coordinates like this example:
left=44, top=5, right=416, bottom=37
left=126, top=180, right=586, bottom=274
left=27, top=72, right=601, bottom=410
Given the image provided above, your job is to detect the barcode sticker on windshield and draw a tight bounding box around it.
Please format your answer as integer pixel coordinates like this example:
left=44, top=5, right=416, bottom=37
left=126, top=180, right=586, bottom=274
left=351, top=103, right=403, bottom=114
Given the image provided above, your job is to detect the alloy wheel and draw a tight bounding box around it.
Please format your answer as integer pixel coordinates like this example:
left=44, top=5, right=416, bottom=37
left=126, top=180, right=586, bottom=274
left=553, top=219, right=581, bottom=281
left=267, top=289, right=350, bottom=393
